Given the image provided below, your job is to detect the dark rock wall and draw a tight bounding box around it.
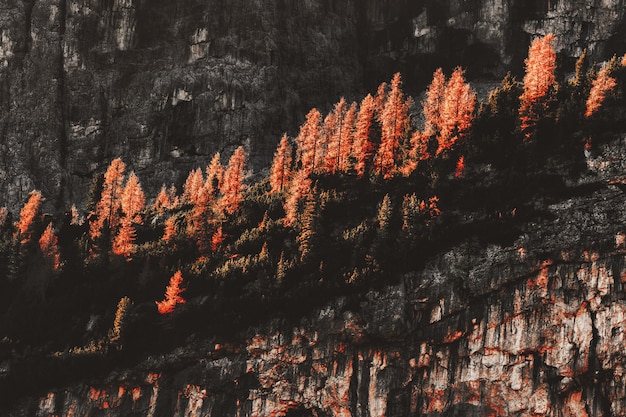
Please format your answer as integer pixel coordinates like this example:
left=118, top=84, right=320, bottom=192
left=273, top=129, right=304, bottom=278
left=0, top=0, right=624, bottom=211
left=6, top=132, right=626, bottom=417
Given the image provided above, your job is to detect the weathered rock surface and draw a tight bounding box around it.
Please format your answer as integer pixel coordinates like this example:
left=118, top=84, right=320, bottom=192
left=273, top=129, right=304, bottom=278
left=0, top=0, right=625, bottom=211
left=6, top=139, right=626, bottom=416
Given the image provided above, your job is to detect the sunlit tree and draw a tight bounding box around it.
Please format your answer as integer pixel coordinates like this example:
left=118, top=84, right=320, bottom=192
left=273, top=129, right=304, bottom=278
left=270, top=134, right=293, bottom=193
left=585, top=63, right=617, bottom=117
left=219, top=146, right=247, bottom=215
left=284, top=170, right=312, bottom=227
left=519, top=34, right=557, bottom=139
left=39, top=222, right=60, bottom=270
left=296, top=108, right=323, bottom=175
left=423, top=68, right=446, bottom=136
left=375, top=73, right=412, bottom=179
left=438, top=68, right=476, bottom=154
left=91, top=158, right=126, bottom=240
left=352, top=94, right=375, bottom=178
left=16, top=190, right=43, bottom=244
left=156, top=270, right=186, bottom=314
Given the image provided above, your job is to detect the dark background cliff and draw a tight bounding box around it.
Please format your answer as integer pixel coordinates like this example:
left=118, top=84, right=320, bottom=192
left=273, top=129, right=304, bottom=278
left=0, top=0, right=625, bottom=211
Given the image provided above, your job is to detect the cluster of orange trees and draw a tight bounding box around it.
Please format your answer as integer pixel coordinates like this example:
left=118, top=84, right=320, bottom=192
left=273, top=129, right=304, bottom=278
left=1, top=34, right=622, bottom=318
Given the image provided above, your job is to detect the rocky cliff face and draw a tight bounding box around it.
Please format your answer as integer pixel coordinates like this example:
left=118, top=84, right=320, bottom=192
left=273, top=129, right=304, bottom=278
left=0, top=0, right=625, bottom=211
left=5, top=136, right=626, bottom=415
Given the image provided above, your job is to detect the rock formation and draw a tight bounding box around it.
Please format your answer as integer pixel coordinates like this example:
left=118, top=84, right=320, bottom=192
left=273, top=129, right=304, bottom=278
left=0, top=0, right=624, bottom=211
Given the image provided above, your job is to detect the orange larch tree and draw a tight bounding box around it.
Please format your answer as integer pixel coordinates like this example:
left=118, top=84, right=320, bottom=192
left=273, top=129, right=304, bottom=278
left=338, top=102, right=357, bottom=172
left=296, top=108, right=323, bottom=175
left=423, top=68, right=446, bottom=136
left=323, top=98, right=346, bottom=174
left=519, top=34, right=557, bottom=140
left=156, top=270, right=186, bottom=314
left=162, top=217, right=177, bottom=242
left=187, top=184, right=213, bottom=252
left=90, top=158, right=126, bottom=240
left=211, top=226, right=224, bottom=251
left=113, top=172, right=145, bottom=258
left=219, top=146, right=247, bottom=215
left=373, top=81, right=388, bottom=118
left=375, top=73, right=412, bottom=179
left=154, top=185, right=172, bottom=214
left=585, top=63, right=617, bottom=117
left=283, top=170, right=312, bottom=227
left=401, top=131, right=430, bottom=176
left=438, top=67, right=476, bottom=154
left=16, top=190, right=43, bottom=244
left=182, top=168, right=204, bottom=205
left=121, top=172, right=145, bottom=223
left=270, top=134, right=293, bottom=193
left=352, top=94, right=375, bottom=178
left=205, top=152, right=224, bottom=198
left=39, top=222, right=60, bottom=270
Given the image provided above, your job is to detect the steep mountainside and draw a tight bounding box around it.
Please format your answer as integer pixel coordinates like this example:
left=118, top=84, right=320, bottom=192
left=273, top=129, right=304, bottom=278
left=6, top=136, right=626, bottom=417
left=0, top=0, right=624, bottom=211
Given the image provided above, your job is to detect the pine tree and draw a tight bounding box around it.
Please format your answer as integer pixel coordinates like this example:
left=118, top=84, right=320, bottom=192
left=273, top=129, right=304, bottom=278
left=375, top=73, right=412, bottom=179
left=91, top=158, right=126, bottom=240
left=438, top=67, right=476, bottom=154
left=16, top=190, right=43, bottom=244
left=519, top=34, right=557, bottom=140
left=38, top=222, right=60, bottom=271
left=585, top=63, right=617, bottom=117
left=377, top=194, right=393, bottom=243
left=352, top=94, right=375, bottom=178
left=219, top=146, right=247, bottom=215
left=156, top=270, right=186, bottom=314
left=297, top=190, right=320, bottom=263
left=423, top=68, right=446, bottom=136
left=109, top=296, right=132, bottom=344
left=400, top=193, right=420, bottom=251
left=269, top=134, right=293, bottom=193
left=296, top=108, right=323, bottom=175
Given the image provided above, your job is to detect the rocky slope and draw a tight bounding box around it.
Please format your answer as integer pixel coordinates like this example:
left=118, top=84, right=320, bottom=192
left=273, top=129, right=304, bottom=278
left=0, top=0, right=625, bottom=211
left=4, top=133, right=626, bottom=415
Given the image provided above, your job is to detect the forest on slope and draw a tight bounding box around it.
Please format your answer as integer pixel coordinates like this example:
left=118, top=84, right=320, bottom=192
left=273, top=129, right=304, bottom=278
left=1, top=35, right=626, bottom=410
